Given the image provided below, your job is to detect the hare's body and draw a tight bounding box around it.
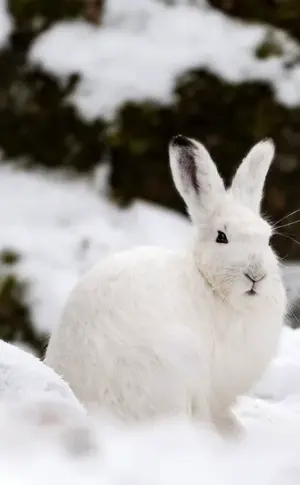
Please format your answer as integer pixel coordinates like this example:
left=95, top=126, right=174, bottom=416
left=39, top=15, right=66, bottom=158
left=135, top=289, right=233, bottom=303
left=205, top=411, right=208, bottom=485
left=46, top=245, right=284, bottom=424
left=46, top=136, right=286, bottom=431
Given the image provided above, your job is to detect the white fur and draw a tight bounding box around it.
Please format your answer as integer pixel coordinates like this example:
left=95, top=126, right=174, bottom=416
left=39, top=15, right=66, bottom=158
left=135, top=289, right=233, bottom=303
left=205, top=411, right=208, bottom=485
left=0, top=339, right=83, bottom=411
left=45, top=136, right=286, bottom=433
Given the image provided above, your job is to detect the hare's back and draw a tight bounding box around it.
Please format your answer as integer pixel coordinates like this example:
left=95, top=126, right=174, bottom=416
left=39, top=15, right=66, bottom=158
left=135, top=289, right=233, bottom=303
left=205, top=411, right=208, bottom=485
left=46, top=245, right=203, bottom=369
left=69, top=246, right=194, bottom=322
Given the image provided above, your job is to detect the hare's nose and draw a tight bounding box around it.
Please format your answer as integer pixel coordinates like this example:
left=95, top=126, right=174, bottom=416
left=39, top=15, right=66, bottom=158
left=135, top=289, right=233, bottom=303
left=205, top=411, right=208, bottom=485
left=244, top=272, right=266, bottom=283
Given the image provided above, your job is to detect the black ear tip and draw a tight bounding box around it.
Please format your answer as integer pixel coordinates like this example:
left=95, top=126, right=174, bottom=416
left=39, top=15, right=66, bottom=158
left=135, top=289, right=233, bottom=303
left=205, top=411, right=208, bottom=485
left=170, top=135, right=194, bottom=149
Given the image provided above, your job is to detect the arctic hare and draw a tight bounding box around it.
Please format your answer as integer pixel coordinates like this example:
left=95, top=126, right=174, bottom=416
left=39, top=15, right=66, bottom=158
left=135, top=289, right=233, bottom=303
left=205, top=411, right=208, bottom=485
left=46, top=135, right=286, bottom=433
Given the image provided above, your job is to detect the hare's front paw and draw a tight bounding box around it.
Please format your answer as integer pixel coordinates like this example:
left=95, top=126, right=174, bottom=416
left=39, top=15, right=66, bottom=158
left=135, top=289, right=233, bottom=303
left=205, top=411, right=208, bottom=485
left=214, top=411, right=244, bottom=440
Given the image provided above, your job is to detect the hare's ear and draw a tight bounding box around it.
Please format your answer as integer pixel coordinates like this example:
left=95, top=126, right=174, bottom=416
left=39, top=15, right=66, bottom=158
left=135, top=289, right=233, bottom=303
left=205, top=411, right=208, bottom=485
left=169, top=135, right=225, bottom=221
left=230, top=139, right=275, bottom=213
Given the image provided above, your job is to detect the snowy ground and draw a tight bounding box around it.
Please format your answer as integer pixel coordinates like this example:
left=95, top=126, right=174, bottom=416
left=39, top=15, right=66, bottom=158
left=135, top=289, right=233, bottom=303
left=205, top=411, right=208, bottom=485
left=1, top=325, right=300, bottom=485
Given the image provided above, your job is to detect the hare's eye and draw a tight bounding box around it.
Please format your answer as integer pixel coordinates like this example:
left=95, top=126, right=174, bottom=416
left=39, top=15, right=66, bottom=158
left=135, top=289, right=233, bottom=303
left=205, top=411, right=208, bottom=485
left=216, top=231, right=228, bottom=244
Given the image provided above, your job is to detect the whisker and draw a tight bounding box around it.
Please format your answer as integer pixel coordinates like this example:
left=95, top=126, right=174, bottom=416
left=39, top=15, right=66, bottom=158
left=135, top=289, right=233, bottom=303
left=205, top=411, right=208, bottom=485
left=275, top=219, right=300, bottom=230
left=278, top=255, right=290, bottom=266
left=274, top=232, right=300, bottom=248
left=274, top=208, right=300, bottom=226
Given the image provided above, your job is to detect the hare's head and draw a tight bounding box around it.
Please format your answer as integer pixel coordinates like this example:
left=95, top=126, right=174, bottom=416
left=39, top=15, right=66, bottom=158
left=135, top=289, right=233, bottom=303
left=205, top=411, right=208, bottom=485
left=169, top=135, right=284, bottom=308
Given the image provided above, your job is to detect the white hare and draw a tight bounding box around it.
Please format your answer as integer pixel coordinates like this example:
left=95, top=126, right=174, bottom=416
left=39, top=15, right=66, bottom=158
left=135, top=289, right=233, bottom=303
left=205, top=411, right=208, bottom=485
left=45, top=135, right=286, bottom=433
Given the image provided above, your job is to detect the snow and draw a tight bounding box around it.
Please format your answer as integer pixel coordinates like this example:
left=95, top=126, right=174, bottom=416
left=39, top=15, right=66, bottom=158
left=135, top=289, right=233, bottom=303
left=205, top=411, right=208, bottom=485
left=2, top=327, right=300, bottom=485
left=281, top=263, right=300, bottom=307
left=0, top=0, right=12, bottom=48
left=0, top=338, right=83, bottom=410
left=29, top=0, right=300, bottom=120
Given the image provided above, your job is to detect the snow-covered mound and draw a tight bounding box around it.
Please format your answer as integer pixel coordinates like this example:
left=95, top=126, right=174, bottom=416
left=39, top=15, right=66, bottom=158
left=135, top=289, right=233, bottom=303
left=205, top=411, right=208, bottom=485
left=29, top=0, right=300, bottom=120
left=0, top=338, right=83, bottom=410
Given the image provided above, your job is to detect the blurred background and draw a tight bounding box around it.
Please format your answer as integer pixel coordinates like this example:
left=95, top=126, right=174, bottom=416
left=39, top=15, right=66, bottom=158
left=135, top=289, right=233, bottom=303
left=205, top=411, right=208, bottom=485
left=1, top=0, right=300, bottom=356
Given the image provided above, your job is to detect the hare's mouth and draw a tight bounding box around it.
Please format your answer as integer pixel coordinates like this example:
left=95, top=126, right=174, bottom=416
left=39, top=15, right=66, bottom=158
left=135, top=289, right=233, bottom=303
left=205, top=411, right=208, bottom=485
left=246, top=288, right=257, bottom=296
